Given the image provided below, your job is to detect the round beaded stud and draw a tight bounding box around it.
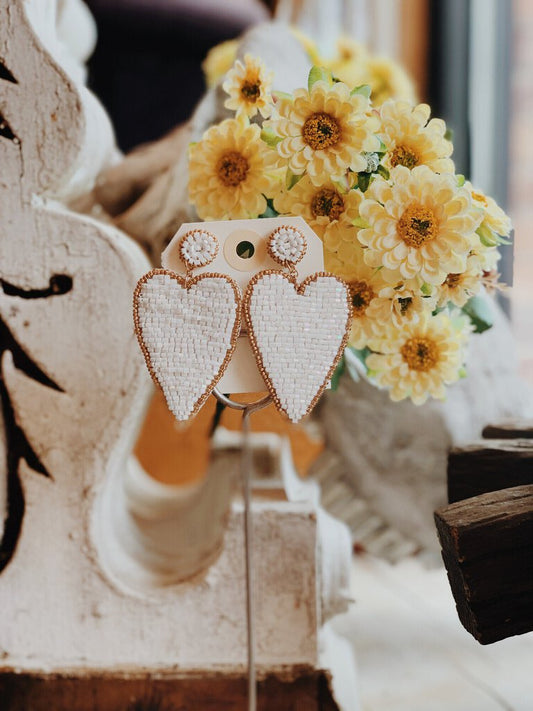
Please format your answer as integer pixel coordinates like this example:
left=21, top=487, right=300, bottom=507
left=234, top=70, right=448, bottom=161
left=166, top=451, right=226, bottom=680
left=266, top=225, right=307, bottom=270
left=179, top=229, right=219, bottom=272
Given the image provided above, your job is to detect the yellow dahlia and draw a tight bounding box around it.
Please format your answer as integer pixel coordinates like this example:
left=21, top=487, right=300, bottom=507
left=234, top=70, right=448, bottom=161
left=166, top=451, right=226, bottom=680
left=366, top=311, right=469, bottom=405
left=223, top=54, right=274, bottom=119
left=327, top=37, right=369, bottom=88
left=366, top=57, right=417, bottom=107
left=358, top=165, right=482, bottom=286
left=322, top=221, right=366, bottom=279
left=202, top=40, right=238, bottom=88
left=435, top=256, right=482, bottom=308
left=264, top=79, right=380, bottom=185
left=274, top=176, right=361, bottom=237
left=379, top=100, right=454, bottom=173
left=319, top=230, right=386, bottom=348
left=466, top=182, right=513, bottom=237
left=365, top=282, right=433, bottom=329
left=189, top=115, right=279, bottom=220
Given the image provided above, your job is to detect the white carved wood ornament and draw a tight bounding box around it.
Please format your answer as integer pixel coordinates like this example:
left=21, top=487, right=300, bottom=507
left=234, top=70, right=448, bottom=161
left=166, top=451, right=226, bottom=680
left=0, top=5, right=354, bottom=707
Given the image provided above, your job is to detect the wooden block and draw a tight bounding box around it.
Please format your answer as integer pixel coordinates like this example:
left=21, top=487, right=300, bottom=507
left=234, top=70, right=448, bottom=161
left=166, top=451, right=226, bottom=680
left=483, top=421, right=533, bottom=440
left=0, top=669, right=339, bottom=711
left=447, top=440, right=533, bottom=503
left=434, top=485, right=533, bottom=644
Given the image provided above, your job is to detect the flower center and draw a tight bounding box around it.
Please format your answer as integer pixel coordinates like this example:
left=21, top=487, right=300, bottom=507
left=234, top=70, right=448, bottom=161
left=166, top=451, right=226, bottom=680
left=390, top=144, right=419, bottom=169
left=398, top=296, right=413, bottom=315
left=400, top=336, right=439, bottom=372
left=241, top=80, right=261, bottom=102
left=311, top=188, right=345, bottom=221
left=397, top=204, right=438, bottom=248
left=445, top=273, right=462, bottom=288
left=216, top=151, right=249, bottom=187
left=302, top=112, right=341, bottom=151
left=349, top=280, right=375, bottom=316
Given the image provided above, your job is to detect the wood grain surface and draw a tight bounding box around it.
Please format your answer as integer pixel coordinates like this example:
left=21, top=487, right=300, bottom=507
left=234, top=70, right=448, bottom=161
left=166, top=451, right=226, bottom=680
left=435, top=485, right=533, bottom=644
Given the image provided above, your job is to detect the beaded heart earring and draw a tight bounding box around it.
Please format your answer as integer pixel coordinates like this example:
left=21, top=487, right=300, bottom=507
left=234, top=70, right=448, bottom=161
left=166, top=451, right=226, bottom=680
left=133, top=228, right=242, bottom=421
left=243, top=225, right=352, bottom=423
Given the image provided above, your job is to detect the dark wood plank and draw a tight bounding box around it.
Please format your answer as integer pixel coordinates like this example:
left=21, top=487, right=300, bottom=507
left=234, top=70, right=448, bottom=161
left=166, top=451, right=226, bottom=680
left=483, top=421, right=533, bottom=440
left=434, top=485, right=533, bottom=644
left=0, top=668, right=339, bottom=711
left=447, top=440, right=533, bottom=503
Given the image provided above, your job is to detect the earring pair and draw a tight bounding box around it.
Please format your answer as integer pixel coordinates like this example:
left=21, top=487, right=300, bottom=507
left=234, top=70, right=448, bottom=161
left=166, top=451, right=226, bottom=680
left=134, top=226, right=352, bottom=423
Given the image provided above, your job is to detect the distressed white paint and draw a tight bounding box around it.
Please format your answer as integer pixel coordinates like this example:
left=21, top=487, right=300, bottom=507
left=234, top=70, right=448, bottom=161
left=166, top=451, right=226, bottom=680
left=0, top=1, right=352, bottom=691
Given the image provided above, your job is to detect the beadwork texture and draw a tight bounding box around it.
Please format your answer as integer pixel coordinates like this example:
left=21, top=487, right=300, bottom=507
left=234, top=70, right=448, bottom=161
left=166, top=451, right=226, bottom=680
left=267, top=225, right=307, bottom=266
left=133, top=269, right=241, bottom=421
left=179, top=229, right=218, bottom=268
left=244, top=271, right=352, bottom=423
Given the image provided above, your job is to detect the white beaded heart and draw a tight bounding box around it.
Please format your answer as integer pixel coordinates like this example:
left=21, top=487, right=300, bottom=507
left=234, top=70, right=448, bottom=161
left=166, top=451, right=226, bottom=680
left=244, top=272, right=352, bottom=423
left=134, top=269, right=241, bottom=420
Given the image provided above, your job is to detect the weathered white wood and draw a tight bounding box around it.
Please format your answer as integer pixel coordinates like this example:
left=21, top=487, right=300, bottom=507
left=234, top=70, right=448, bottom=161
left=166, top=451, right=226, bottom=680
left=0, top=5, right=351, bottom=698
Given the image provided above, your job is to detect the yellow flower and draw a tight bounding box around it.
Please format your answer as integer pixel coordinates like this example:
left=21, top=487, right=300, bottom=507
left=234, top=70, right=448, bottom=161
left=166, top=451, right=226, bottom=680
left=379, top=100, right=454, bottom=173
left=366, top=283, right=433, bottom=329
left=366, top=311, right=469, bottom=405
left=322, top=221, right=366, bottom=278
left=189, top=115, right=279, bottom=220
left=366, top=57, right=417, bottom=107
left=327, top=37, right=369, bottom=88
left=222, top=54, right=274, bottom=119
left=274, top=176, right=361, bottom=237
left=202, top=40, right=238, bottom=88
left=434, top=256, right=482, bottom=308
left=264, top=80, right=380, bottom=185
left=358, top=165, right=482, bottom=286
left=319, top=228, right=386, bottom=348
left=466, top=182, right=512, bottom=237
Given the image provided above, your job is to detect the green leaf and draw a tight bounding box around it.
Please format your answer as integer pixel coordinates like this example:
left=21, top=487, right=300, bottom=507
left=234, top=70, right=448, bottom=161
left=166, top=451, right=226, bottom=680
left=352, top=216, right=370, bottom=229
left=272, top=90, right=293, bottom=102
left=260, top=127, right=282, bottom=148
left=258, top=198, right=279, bottom=219
left=357, top=172, right=371, bottom=192
left=461, top=295, right=494, bottom=334
left=330, top=355, right=345, bottom=391
left=285, top=168, right=303, bottom=190
left=444, top=127, right=454, bottom=142
left=476, top=224, right=499, bottom=248
left=308, top=66, right=332, bottom=91
left=421, top=282, right=433, bottom=296
left=351, top=84, right=371, bottom=99
left=376, top=164, right=390, bottom=180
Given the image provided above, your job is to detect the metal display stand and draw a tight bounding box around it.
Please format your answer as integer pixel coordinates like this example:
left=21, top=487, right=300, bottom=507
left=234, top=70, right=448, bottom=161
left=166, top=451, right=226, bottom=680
left=212, top=389, right=272, bottom=711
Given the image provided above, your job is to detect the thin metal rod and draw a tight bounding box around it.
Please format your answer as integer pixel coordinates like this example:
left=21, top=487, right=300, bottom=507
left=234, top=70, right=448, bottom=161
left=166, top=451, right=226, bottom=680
left=212, top=389, right=272, bottom=711
left=241, top=407, right=255, bottom=711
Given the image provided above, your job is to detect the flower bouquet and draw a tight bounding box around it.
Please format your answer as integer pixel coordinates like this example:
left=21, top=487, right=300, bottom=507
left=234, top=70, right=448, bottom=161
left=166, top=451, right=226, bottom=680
left=188, top=52, right=512, bottom=407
